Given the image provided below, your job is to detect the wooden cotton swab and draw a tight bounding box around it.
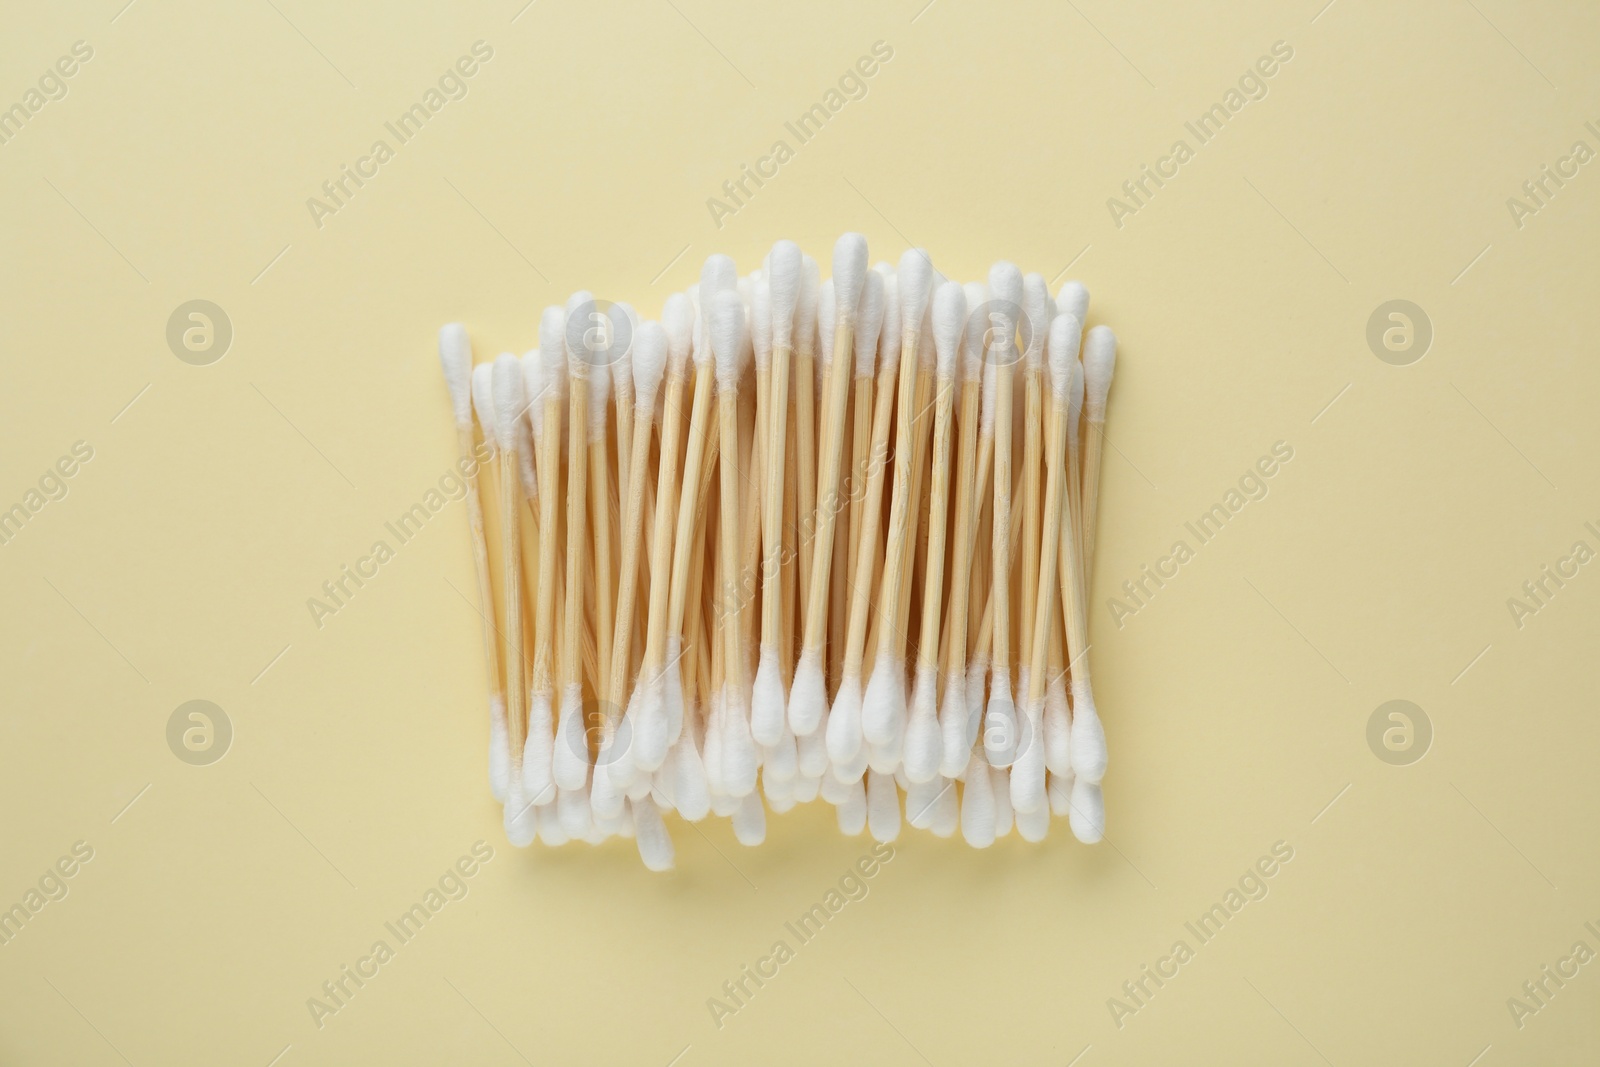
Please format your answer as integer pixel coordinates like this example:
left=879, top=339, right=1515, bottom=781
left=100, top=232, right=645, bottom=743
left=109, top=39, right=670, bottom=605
left=600, top=322, right=666, bottom=803
left=1015, top=315, right=1079, bottom=816
left=442, top=331, right=508, bottom=803
left=522, top=313, right=566, bottom=809
left=824, top=271, right=889, bottom=781
left=938, top=284, right=980, bottom=778
left=489, top=354, right=536, bottom=846
left=862, top=251, right=933, bottom=753
left=752, top=242, right=802, bottom=747
left=709, top=288, right=759, bottom=797
left=984, top=262, right=1024, bottom=770
left=635, top=293, right=696, bottom=776
left=904, top=281, right=962, bottom=783
left=553, top=293, right=595, bottom=797
left=793, top=255, right=821, bottom=614
left=1016, top=274, right=1050, bottom=704
left=789, top=234, right=870, bottom=737
left=1081, top=310, right=1116, bottom=585
left=1059, top=326, right=1113, bottom=844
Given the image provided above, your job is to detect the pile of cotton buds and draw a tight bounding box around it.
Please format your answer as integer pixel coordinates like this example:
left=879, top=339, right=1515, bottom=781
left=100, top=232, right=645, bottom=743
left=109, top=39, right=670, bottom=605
left=438, top=234, right=1117, bottom=870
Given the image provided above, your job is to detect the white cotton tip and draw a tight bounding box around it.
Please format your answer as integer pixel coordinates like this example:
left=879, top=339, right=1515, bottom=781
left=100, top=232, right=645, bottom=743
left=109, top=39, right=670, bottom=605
left=877, top=273, right=901, bottom=373
left=633, top=676, right=669, bottom=773
left=835, top=776, right=867, bottom=835
left=750, top=646, right=787, bottom=746
left=867, top=768, right=901, bottom=842
left=709, top=289, right=747, bottom=389
left=816, top=280, right=836, bottom=370
left=557, top=783, right=593, bottom=840
left=609, top=301, right=636, bottom=389
left=796, top=716, right=829, bottom=777
left=897, top=248, right=934, bottom=336
left=522, top=692, right=555, bottom=804
left=1056, top=281, right=1090, bottom=328
left=764, top=772, right=796, bottom=813
left=793, top=771, right=821, bottom=804
left=624, top=768, right=653, bottom=803
left=768, top=240, right=801, bottom=347
left=590, top=757, right=625, bottom=822
left=490, top=353, right=524, bottom=454
left=562, top=290, right=595, bottom=377
left=700, top=253, right=737, bottom=303
left=788, top=651, right=827, bottom=736
left=537, top=799, right=569, bottom=846
left=519, top=350, right=545, bottom=440
left=470, top=363, right=497, bottom=452
left=1068, top=358, right=1085, bottom=445
left=1016, top=794, right=1050, bottom=842
left=939, top=670, right=970, bottom=779
left=832, top=233, right=870, bottom=316
left=903, top=665, right=942, bottom=783
left=1069, top=778, right=1105, bottom=843
left=987, top=261, right=1022, bottom=338
left=1048, top=770, right=1074, bottom=816
left=1047, top=313, right=1083, bottom=402
left=662, top=638, right=685, bottom=743
left=606, top=719, right=638, bottom=793
left=983, top=674, right=1019, bottom=767
left=662, top=292, right=694, bottom=370
left=991, top=763, right=1013, bottom=838
left=629, top=797, right=674, bottom=870
left=438, top=323, right=473, bottom=427
left=503, top=779, right=537, bottom=847
left=820, top=769, right=852, bottom=805
left=669, top=728, right=711, bottom=821
left=552, top=684, right=590, bottom=791
left=703, top=691, right=726, bottom=796
left=1070, top=677, right=1107, bottom=783
left=751, top=279, right=773, bottom=370
left=866, top=705, right=905, bottom=775
left=633, top=321, right=668, bottom=409
left=538, top=308, right=568, bottom=397
left=721, top=689, right=759, bottom=798
left=838, top=734, right=872, bottom=784
left=796, top=254, right=820, bottom=349
left=825, top=674, right=864, bottom=768
left=961, top=281, right=989, bottom=378
left=960, top=752, right=996, bottom=848
left=931, top=281, right=966, bottom=381
left=1044, top=674, right=1072, bottom=776
left=1010, top=697, right=1046, bottom=814
left=1022, top=273, right=1050, bottom=368
left=709, top=790, right=740, bottom=817
left=1084, top=324, right=1117, bottom=420
left=732, top=791, right=767, bottom=845
left=587, top=349, right=612, bottom=441
left=904, top=776, right=942, bottom=829
left=487, top=695, right=510, bottom=802
left=853, top=270, right=885, bottom=376
left=930, top=777, right=959, bottom=837
left=861, top=654, right=905, bottom=747
left=763, top=724, right=798, bottom=782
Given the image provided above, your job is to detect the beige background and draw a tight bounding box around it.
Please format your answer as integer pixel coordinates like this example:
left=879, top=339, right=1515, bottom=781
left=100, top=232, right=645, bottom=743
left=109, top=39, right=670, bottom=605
left=3, top=0, right=1598, bottom=1063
